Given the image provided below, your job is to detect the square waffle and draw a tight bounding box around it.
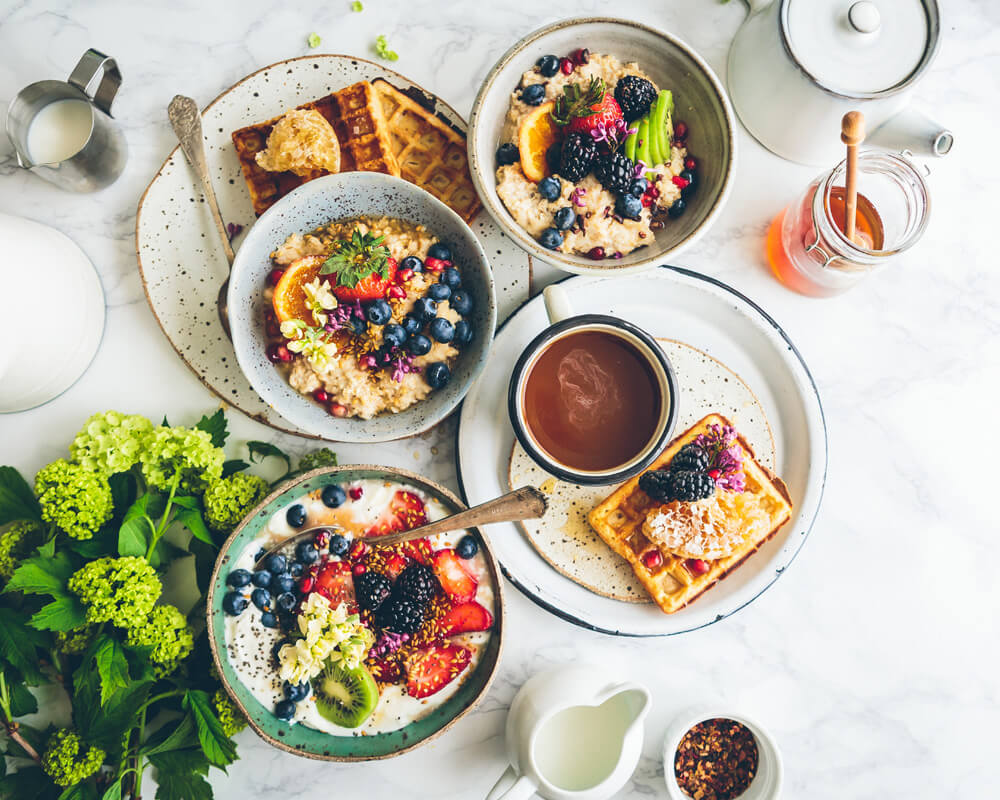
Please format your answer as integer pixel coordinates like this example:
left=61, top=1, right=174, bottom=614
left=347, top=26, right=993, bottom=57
left=231, top=82, right=399, bottom=216
left=588, top=414, right=793, bottom=614
left=372, top=79, right=482, bottom=222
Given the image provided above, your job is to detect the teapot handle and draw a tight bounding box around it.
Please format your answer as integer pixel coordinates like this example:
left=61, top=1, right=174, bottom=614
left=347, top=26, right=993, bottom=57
left=485, top=766, right=536, bottom=800
left=68, top=49, right=122, bottom=117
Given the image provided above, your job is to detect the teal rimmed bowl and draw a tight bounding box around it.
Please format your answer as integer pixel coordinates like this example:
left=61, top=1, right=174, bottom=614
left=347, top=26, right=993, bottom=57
left=206, top=465, right=505, bottom=761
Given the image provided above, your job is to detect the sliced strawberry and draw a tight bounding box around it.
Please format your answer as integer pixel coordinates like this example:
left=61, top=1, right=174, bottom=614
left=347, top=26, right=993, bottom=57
left=383, top=553, right=408, bottom=579
left=404, top=643, right=471, bottom=699
left=313, top=560, right=355, bottom=607
left=366, top=490, right=427, bottom=537
left=566, top=93, right=622, bottom=137
left=332, top=257, right=398, bottom=302
left=401, top=537, right=433, bottom=566
left=369, top=657, right=403, bottom=683
left=432, top=549, right=477, bottom=603
left=440, top=601, right=493, bottom=635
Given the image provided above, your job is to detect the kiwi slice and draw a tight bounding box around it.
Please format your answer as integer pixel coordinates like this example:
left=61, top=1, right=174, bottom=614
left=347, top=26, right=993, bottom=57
left=635, top=118, right=652, bottom=171
left=312, top=661, right=379, bottom=728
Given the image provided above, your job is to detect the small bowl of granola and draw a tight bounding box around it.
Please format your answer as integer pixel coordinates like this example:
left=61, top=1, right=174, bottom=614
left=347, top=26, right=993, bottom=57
left=228, top=172, right=496, bottom=442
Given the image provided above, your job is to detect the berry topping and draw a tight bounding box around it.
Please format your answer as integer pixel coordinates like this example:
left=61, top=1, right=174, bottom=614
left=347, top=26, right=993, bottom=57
left=570, top=48, right=590, bottom=66
left=587, top=246, right=606, bottom=260
left=440, top=601, right=493, bottom=635
left=496, top=142, right=520, bottom=166
left=685, top=558, right=711, bottom=576
left=641, top=550, right=664, bottom=570
left=440, top=267, right=462, bottom=290
left=251, top=588, right=271, bottom=611
left=432, top=548, right=478, bottom=603
left=674, top=120, right=689, bottom=141
left=449, top=290, right=473, bottom=315
left=520, top=84, right=546, bottom=106
left=276, top=592, right=297, bottom=612
left=668, top=198, right=687, bottom=218
left=267, top=344, right=293, bottom=363
left=274, top=699, right=296, bottom=721
left=328, top=533, right=350, bottom=556
left=405, top=643, right=472, bottom=699
left=596, top=149, right=636, bottom=196
left=271, top=573, right=296, bottom=594
left=423, top=256, right=449, bottom=272
left=428, top=317, right=455, bottom=343
left=294, top=541, right=319, bottom=565
left=376, top=595, right=426, bottom=635
left=684, top=156, right=697, bottom=171
left=284, top=681, right=310, bottom=702
left=355, top=571, right=392, bottom=611
left=267, top=268, right=286, bottom=287
left=553, top=206, right=577, bottom=231
left=226, top=569, right=252, bottom=588
left=426, top=362, right=451, bottom=389
left=679, top=169, right=697, bottom=195
left=455, top=534, right=478, bottom=559
left=349, top=485, right=364, bottom=500
left=614, top=76, right=658, bottom=123
left=313, top=561, right=355, bottom=606
left=260, top=611, right=278, bottom=629
left=454, top=320, right=474, bottom=347
left=539, top=228, right=564, bottom=250
left=251, top=570, right=272, bottom=589
left=538, top=176, right=562, bottom=202
left=629, top=177, right=649, bottom=197
left=552, top=78, right=623, bottom=138
left=427, top=242, right=452, bottom=261
left=400, top=255, right=423, bottom=273
left=673, top=443, right=710, bottom=473
left=669, top=470, right=717, bottom=502
left=365, top=298, right=392, bottom=325
left=395, top=563, right=437, bottom=605
left=615, top=193, right=642, bottom=221
left=537, top=54, right=560, bottom=77
left=406, top=333, right=432, bottom=356
left=559, top=57, right=574, bottom=75
left=556, top=131, right=597, bottom=183
left=286, top=504, right=307, bottom=528
left=427, top=282, right=451, bottom=302
left=383, top=323, right=407, bottom=348
left=223, top=591, right=249, bottom=616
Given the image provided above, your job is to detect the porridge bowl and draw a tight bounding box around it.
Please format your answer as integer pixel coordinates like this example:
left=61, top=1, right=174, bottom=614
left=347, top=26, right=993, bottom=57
left=228, top=171, right=496, bottom=442
left=468, top=17, right=736, bottom=275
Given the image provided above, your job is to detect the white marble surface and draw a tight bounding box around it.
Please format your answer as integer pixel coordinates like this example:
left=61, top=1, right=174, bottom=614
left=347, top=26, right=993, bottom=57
left=1, top=1, right=998, bottom=797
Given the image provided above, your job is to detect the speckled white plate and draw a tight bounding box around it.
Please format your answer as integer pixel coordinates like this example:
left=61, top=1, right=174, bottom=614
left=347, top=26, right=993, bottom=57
left=508, top=337, right=775, bottom=603
left=136, top=54, right=529, bottom=438
left=456, top=268, right=827, bottom=637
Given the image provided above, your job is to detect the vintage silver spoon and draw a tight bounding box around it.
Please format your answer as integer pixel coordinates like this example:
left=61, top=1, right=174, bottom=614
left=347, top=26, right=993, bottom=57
left=167, top=94, right=236, bottom=338
left=253, top=486, right=547, bottom=569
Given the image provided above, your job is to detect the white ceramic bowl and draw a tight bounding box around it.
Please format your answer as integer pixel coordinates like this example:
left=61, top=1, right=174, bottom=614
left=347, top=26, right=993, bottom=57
left=228, top=172, right=497, bottom=442
left=468, top=17, right=736, bottom=275
left=663, top=707, right=784, bottom=800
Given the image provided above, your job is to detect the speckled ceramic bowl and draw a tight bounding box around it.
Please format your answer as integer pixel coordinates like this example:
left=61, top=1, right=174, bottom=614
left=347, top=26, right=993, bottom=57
left=468, top=17, right=736, bottom=275
left=206, top=465, right=504, bottom=761
left=228, top=171, right=496, bottom=442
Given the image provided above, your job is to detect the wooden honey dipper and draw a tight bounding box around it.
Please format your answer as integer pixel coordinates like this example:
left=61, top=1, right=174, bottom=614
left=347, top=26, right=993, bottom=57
left=841, top=111, right=865, bottom=244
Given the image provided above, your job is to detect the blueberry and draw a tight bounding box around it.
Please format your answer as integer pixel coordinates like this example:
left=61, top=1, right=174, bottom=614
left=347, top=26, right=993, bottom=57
left=427, top=242, right=452, bottom=261
left=321, top=484, right=347, bottom=508
left=383, top=323, right=406, bottom=348
left=295, top=541, right=319, bottom=564
left=350, top=316, right=367, bottom=336
left=251, top=588, right=271, bottom=610
left=286, top=504, right=307, bottom=528
left=276, top=592, right=298, bottom=612
left=272, top=638, right=292, bottom=662
left=329, top=533, right=351, bottom=557
left=615, top=193, right=642, bottom=221
left=426, top=362, right=452, bottom=389
left=520, top=84, right=546, bottom=106
left=629, top=177, right=649, bottom=197
left=407, top=333, right=432, bottom=356
left=536, top=54, right=559, bottom=77
left=440, top=267, right=461, bottom=290
left=254, top=548, right=266, bottom=562
left=264, top=553, right=287, bottom=575
left=428, top=283, right=451, bottom=302
left=271, top=573, right=295, bottom=595
left=289, top=561, right=304, bottom=578
left=223, top=591, right=249, bottom=616
left=668, top=197, right=687, bottom=218
left=284, top=681, right=311, bottom=702
left=251, top=570, right=272, bottom=589
left=496, top=143, right=519, bottom=166
left=226, top=569, right=252, bottom=588
left=454, top=320, right=474, bottom=347
left=539, top=227, right=563, bottom=250
left=274, top=699, right=296, bottom=721
left=450, top=290, right=473, bottom=315
left=402, top=315, right=422, bottom=336
left=400, top=255, right=423, bottom=273
left=679, top=169, right=696, bottom=195
left=553, top=207, right=576, bottom=231
left=365, top=299, right=392, bottom=326
left=260, top=611, right=279, bottom=629
left=538, top=176, right=561, bottom=202
left=412, top=296, right=438, bottom=321
left=428, top=317, right=455, bottom=343
left=277, top=610, right=296, bottom=629
left=456, top=535, right=479, bottom=559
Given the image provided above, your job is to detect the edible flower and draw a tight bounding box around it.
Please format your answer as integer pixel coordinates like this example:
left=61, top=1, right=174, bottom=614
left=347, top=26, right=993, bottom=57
left=571, top=186, right=587, bottom=207
left=588, top=117, right=636, bottom=149
left=369, top=630, right=409, bottom=660
left=389, top=351, right=419, bottom=383
left=278, top=594, right=375, bottom=685
left=694, top=424, right=746, bottom=492
left=302, top=277, right=338, bottom=325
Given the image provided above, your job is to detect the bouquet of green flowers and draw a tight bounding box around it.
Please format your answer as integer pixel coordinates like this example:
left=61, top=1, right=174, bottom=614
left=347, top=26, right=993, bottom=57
left=0, top=409, right=336, bottom=800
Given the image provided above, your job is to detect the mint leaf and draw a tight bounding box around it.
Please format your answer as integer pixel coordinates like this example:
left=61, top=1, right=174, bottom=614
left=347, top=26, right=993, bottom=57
left=149, top=750, right=212, bottom=800
left=221, top=459, right=249, bottom=478
left=3, top=553, right=73, bottom=596
left=182, top=690, right=237, bottom=767
left=194, top=409, right=229, bottom=448
left=94, top=637, right=130, bottom=705
left=0, top=608, right=45, bottom=683
left=29, top=595, right=88, bottom=632
left=247, top=441, right=291, bottom=473
left=0, top=466, right=41, bottom=525
left=10, top=680, right=38, bottom=717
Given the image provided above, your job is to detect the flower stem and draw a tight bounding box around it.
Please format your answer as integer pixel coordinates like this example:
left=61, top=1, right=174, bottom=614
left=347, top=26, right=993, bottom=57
left=0, top=674, right=42, bottom=764
left=146, top=473, right=181, bottom=559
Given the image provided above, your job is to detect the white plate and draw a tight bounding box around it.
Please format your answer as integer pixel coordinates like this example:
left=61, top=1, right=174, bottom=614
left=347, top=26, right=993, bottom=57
left=456, top=267, right=827, bottom=636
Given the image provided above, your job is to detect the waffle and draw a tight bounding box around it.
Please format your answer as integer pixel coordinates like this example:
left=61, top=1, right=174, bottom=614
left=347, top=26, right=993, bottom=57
left=588, top=414, right=793, bottom=614
left=372, top=79, right=482, bottom=222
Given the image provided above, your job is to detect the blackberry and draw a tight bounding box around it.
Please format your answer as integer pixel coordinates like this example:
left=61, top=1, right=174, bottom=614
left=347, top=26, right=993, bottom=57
left=638, top=469, right=673, bottom=502
left=672, top=443, right=710, bottom=473
left=376, top=596, right=425, bottom=635
left=394, top=563, right=437, bottom=605
left=669, top=470, right=716, bottom=502
left=557, top=132, right=597, bottom=182
left=614, top=76, right=657, bottom=122
left=596, top=150, right=635, bottom=196
left=354, top=571, right=392, bottom=611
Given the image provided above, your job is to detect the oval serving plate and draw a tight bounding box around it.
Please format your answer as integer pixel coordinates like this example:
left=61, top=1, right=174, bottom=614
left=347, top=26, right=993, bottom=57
left=206, top=465, right=504, bottom=761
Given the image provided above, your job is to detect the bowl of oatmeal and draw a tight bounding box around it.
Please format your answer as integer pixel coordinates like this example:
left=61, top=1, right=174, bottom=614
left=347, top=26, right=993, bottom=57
left=468, top=17, right=736, bottom=274
left=228, top=172, right=496, bottom=442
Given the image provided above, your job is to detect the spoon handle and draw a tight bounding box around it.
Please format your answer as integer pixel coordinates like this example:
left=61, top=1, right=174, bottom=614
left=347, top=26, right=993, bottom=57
left=168, top=95, right=235, bottom=267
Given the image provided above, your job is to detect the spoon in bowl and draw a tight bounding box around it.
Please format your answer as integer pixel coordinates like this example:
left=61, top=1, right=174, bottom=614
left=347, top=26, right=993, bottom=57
left=167, top=94, right=236, bottom=337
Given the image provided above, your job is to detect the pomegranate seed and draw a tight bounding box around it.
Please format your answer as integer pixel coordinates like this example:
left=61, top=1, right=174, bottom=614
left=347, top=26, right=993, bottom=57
left=348, top=486, right=364, bottom=501
left=267, top=344, right=293, bottom=363
left=642, top=550, right=663, bottom=569
left=330, top=402, right=348, bottom=417
left=424, top=256, right=446, bottom=272
left=559, top=57, right=574, bottom=75
left=265, top=319, right=281, bottom=338
left=641, top=195, right=653, bottom=208
left=348, top=540, right=367, bottom=561
left=352, top=563, right=367, bottom=576
left=397, top=268, right=414, bottom=282
left=312, top=388, right=329, bottom=404
left=387, top=285, right=406, bottom=299
left=686, top=558, right=710, bottom=576
left=570, top=48, right=590, bottom=66
left=587, top=246, right=605, bottom=260
left=674, top=121, right=689, bottom=141
left=299, top=577, right=315, bottom=593
left=387, top=256, right=398, bottom=269
left=708, top=469, right=721, bottom=481
left=684, top=156, right=697, bottom=171
left=267, top=268, right=285, bottom=286
left=672, top=175, right=690, bottom=189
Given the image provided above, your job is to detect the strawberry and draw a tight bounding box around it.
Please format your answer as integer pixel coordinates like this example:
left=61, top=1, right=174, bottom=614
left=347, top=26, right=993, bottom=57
left=331, top=259, right=397, bottom=302
left=366, top=490, right=427, bottom=537
left=566, top=93, right=623, bottom=137
left=431, top=549, right=477, bottom=603
left=440, top=601, right=493, bottom=635
left=551, top=77, right=623, bottom=138
left=370, top=657, right=403, bottom=683
left=383, top=553, right=408, bottom=579
left=314, top=561, right=355, bottom=607
left=402, top=537, right=433, bottom=566
left=405, top=643, right=472, bottom=699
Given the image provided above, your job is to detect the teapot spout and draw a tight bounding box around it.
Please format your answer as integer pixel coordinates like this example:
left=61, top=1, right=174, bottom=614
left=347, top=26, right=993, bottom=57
left=867, top=107, right=954, bottom=158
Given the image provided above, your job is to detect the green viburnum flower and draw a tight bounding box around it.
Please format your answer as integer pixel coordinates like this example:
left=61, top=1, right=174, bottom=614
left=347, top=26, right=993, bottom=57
left=297, top=448, right=338, bottom=472
left=68, top=556, right=161, bottom=628
left=0, top=520, right=45, bottom=580
left=125, top=604, right=193, bottom=674
left=213, top=688, right=248, bottom=737
left=307, top=32, right=321, bottom=48
left=139, top=425, right=224, bottom=495
left=374, top=34, right=398, bottom=62
left=41, top=729, right=105, bottom=787
left=69, top=410, right=153, bottom=475
left=34, top=459, right=113, bottom=540
left=351, top=0, right=363, bottom=11
left=203, top=473, right=269, bottom=533
left=54, top=626, right=94, bottom=655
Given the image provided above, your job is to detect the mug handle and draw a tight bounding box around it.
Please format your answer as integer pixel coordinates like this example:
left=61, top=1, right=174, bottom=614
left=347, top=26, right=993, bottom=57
left=485, top=766, right=537, bottom=800
left=68, top=49, right=122, bottom=117
left=542, top=284, right=573, bottom=325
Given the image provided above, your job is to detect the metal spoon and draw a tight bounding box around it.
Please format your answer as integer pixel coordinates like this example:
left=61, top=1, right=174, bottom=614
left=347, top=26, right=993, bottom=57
left=253, top=486, right=548, bottom=569
left=167, top=94, right=236, bottom=337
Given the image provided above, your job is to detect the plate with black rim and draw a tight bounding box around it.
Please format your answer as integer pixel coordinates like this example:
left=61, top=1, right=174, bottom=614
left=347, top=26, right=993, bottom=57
left=455, top=267, right=826, bottom=636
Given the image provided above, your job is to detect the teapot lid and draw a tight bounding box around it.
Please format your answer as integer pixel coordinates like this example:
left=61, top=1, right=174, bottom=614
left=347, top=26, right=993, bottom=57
left=782, top=0, right=939, bottom=96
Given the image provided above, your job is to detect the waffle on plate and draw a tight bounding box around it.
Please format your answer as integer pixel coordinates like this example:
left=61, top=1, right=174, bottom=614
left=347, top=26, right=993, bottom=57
left=588, top=414, right=792, bottom=614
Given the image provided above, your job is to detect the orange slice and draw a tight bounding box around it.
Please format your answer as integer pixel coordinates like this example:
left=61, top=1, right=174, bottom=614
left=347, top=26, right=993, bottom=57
left=517, top=101, right=561, bottom=183
left=272, top=255, right=329, bottom=324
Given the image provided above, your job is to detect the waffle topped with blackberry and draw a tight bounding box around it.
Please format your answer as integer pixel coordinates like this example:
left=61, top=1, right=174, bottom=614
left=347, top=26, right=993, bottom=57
left=588, top=414, right=792, bottom=614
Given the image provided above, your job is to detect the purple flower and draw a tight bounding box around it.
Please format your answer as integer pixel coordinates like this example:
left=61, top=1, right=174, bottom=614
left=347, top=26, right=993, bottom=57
left=369, top=631, right=409, bottom=659
left=390, top=352, right=419, bottom=383
left=571, top=187, right=587, bottom=207
left=632, top=160, right=647, bottom=179
left=694, top=424, right=746, bottom=492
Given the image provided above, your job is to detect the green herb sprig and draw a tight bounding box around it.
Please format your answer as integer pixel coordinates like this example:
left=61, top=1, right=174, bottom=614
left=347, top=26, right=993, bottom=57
left=319, top=229, right=391, bottom=287
left=551, top=77, right=606, bottom=126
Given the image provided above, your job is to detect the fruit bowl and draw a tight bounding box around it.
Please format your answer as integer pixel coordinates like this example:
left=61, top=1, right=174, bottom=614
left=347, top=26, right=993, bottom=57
left=467, top=17, right=736, bottom=275
left=206, top=465, right=504, bottom=761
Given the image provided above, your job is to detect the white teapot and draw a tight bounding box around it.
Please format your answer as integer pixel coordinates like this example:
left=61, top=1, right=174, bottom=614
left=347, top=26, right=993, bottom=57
left=728, top=0, right=953, bottom=165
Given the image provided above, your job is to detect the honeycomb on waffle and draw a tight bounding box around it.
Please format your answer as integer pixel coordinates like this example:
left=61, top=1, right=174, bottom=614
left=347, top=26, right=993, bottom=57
left=587, top=414, right=793, bottom=614
left=372, top=79, right=482, bottom=222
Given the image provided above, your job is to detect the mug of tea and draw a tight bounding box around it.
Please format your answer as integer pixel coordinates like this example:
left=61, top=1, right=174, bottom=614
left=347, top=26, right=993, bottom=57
left=507, top=284, right=678, bottom=485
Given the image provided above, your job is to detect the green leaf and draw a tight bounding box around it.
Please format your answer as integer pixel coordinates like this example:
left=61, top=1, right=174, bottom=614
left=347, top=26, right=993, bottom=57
left=37, top=538, right=56, bottom=558
left=58, top=784, right=97, bottom=800
left=74, top=675, right=150, bottom=752
left=0, top=765, right=60, bottom=800
left=140, top=714, right=198, bottom=757
left=117, top=516, right=149, bottom=557
left=221, top=459, right=249, bottom=478
left=195, top=409, right=229, bottom=448
left=0, top=466, right=42, bottom=525
left=66, top=526, right=116, bottom=559
left=246, top=441, right=291, bottom=473
left=319, top=229, right=390, bottom=285
left=187, top=539, right=218, bottom=596
left=182, top=690, right=237, bottom=767
left=0, top=608, right=45, bottom=683
left=94, top=637, right=130, bottom=705
left=108, top=472, right=137, bottom=520
left=149, top=750, right=212, bottom=800
left=100, top=783, right=122, bottom=800
left=29, top=595, right=88, bottom=632
left=3, top=553, right=73, bottom=596
left=175, top=508, right=213, bottom=547
left=9, top=680, right=38, bottom=717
